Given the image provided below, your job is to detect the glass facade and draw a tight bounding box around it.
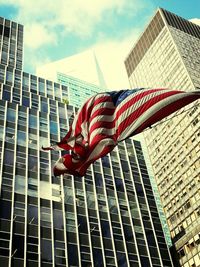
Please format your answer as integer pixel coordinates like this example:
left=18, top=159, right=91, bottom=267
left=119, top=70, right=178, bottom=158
left=125, top=8, right=200, bottom=267
left=57, top=72, right=103, bottom=108
left=0, top=15, right=174, bottom=267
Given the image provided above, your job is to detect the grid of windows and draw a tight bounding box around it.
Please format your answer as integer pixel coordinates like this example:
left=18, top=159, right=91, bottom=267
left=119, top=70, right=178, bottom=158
left=57, top=72, right=103, bottom=108
left=125, top=8, right=200, bottom=267
left=0, top=16, right=173, bottom=267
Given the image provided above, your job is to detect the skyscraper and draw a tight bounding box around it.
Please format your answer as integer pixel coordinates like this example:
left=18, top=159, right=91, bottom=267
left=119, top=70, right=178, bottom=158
left=0, top=16, right=173, bottom=267
left=37, top=50, right=107, bottom=108
left=125, top=8, right=200, bottom=267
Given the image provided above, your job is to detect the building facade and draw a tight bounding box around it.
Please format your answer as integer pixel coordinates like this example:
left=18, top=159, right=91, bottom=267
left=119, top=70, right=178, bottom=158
left=125, top=8, right=200, bottom=267
left=0, top=16, right=173, bottom=267
left=56, top=72, right=103, bottom=108
left=36, top=50, right=108, bottom=108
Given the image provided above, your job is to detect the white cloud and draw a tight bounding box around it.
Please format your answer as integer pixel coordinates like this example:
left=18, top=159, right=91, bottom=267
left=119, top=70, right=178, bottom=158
left=0, top=0, right=145, bottom=45
left=189, top=18, right=200, bottom=26
left=24, top=49, right=51, bottom=74
left=24, top=23, right=57, bottom=49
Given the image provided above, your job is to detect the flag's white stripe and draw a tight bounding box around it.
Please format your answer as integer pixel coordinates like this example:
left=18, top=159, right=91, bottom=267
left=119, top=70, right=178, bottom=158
left=117, top=92, right=193, bottom=141
left=55, top=157, right=68, bottom=171
left=89, top=127, right=116, bottom=144
left=115, top=89, right=172, bottom=129
left=90, top=100, right=114, bottom=117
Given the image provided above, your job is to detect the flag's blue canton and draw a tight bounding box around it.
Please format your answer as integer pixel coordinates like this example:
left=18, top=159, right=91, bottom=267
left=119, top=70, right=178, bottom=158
left=108, top=88, right=145, bottom=106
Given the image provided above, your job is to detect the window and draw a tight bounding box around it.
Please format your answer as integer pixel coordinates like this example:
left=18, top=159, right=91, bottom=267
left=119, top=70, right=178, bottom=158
left=41, top=239, right=52, bottom=262
left=17, top=131, right=26, bottom=145
left=15, top=175, right=25, bottom=194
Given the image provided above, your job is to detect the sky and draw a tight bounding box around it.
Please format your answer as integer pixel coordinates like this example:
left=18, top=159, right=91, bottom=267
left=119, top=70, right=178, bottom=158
left=0, top=0, right=200, bottom=90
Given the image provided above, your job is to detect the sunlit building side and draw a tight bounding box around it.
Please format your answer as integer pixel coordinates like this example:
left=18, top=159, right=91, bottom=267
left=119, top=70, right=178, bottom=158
left=125, top=8, right=200, bottom=267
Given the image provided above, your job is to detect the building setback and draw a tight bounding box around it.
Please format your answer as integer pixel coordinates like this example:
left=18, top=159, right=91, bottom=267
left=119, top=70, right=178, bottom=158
left=0, top=16, right=173, bottom=267
left=125, top=8, right=200, bottom=267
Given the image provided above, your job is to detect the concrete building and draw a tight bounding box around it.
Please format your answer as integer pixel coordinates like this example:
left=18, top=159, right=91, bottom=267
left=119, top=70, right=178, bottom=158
left=125, top=8, right=200, bottom=267
left=0, top=16, right=174, bottom=267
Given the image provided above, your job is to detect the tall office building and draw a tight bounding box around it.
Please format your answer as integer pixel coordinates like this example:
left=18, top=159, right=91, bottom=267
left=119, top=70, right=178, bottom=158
left=0, top=16, right=174, bottom=267
left=125, top=8, right=200, bottom=267
left=37, top=50, right=107, bottom=108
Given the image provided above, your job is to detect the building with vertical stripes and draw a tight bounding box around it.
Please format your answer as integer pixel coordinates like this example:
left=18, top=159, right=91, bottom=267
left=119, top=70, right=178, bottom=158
left=125, top=8, right=200, bottom=267
left=0, top=16, right=174, bottom=267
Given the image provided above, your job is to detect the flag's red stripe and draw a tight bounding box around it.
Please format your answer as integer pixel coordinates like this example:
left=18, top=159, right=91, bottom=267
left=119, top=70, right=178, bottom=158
left=74, top=95, right=111, bottom=135
left=117, top=91, right=183, bottom=136
left=90, top=133, right=116, bottom=147
left=89, top=120, right=115, bottom=133
left=89, top=107, right=115, bottom=122
left=134, top=94, right=200, bottom=135
left=78, top=142, right=115, bottom=176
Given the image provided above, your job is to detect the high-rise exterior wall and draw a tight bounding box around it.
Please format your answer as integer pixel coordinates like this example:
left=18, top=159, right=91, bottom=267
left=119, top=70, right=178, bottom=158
left=36, top=49, right=108, bottom=106
left=0, top=16, right=173, bottom=267
left=57, top=72, right=103, bottom=108
left=125, top=8, right=200, bottom=267
left=0, top=17, right=23, bottom=70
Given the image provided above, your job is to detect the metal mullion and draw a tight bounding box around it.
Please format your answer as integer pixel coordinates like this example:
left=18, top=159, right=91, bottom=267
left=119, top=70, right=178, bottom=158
left=57, top=110, right=68, bottom=265
left=59, top=176, right=68, bottom=265
left=37, top=109, right=42, bottom=267
left=0, top=100, right=7, bottom=194
left=0, top=83, right=3, bottom=98
left=72, top=175, right=82, bottom=267
left=92, top=165, right=107, bottom=266
left=8, top=24, right=14, bottom=67
left=0, top=21, right=3, bottom=63
left=100, top=156, right=118, bottom=267
left=8, top=103, right=18, bottom=267
left=46, top=109, right=55, bottom=267
left=44, top=79, right=47, bottom=98
left=38, top=94, right=41, bottom=113
left=108, top=148, right=130, bottom=267
left=50, top=192, right=55, bottom=267
left=2, top=19, right=9, bottom=66
left=129, top=139, right=154, bottom=267
left=82, top=176, right=94, bottom=267
left=23, top=107, right=29, bottom=267
left=51, top=81, right=55, bottom=100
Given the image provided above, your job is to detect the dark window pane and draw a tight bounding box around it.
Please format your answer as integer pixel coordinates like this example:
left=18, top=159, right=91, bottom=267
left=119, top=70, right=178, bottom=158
left=41, top=239, right=52, bottom=262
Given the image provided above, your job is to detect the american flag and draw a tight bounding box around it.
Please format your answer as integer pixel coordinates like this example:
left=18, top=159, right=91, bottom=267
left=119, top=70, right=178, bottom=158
left=43, top=88, right=200, bottom=177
